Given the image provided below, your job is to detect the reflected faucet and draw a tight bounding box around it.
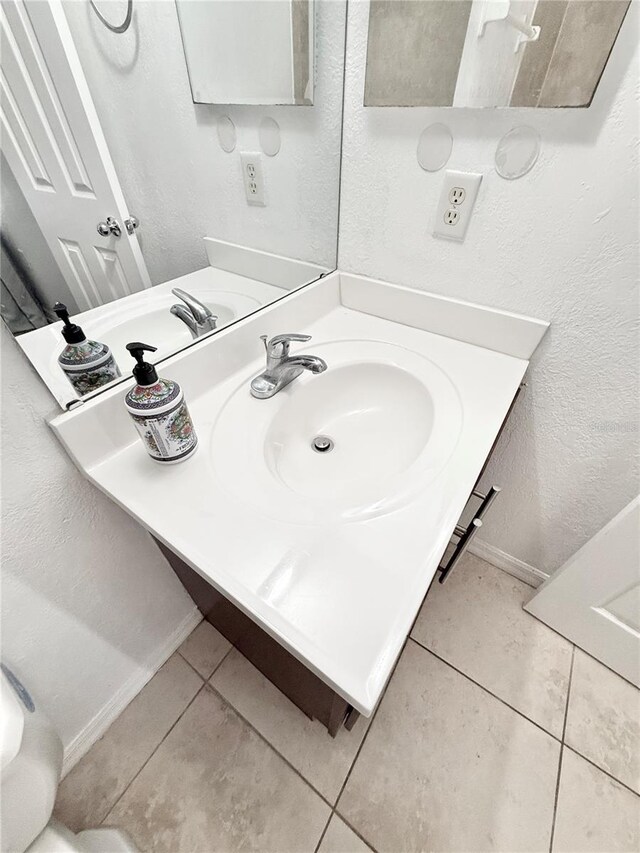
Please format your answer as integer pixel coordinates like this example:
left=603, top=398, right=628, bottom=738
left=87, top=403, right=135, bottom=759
left=250, top=333, right=327, bottom=399
left=170, top=288, right=218, bottom=339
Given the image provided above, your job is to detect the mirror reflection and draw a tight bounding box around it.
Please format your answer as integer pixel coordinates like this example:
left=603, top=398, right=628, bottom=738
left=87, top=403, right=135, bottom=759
left=177, top=0, right=314, bottom=105
left=365, top=0, right=630, bottom=108
left=0, top=0, right=345, bottom=407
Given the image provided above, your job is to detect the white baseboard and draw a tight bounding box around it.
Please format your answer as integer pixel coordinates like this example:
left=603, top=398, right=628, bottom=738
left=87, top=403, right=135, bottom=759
left=61, top=607, right=202, bottom=777
left=469, top=538, right=549, bottom=588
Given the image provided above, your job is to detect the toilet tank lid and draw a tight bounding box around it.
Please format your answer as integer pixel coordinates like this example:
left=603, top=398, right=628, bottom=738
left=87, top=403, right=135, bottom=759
left=1, top=666, right=26, bottom=772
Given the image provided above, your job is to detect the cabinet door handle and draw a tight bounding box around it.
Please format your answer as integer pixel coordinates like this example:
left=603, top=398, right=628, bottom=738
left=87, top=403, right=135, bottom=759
left=438, top=486, right=501, bottom=584
left=439, top=519, right=483, bottom=584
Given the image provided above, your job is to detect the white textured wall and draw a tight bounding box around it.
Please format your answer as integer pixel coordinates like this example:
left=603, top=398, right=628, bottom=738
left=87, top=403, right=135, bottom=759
left=62, top=0, right=344, bottom=286
left=1, top=328, right=196, bottom=757
left=339, top=1, right=639, bottom=573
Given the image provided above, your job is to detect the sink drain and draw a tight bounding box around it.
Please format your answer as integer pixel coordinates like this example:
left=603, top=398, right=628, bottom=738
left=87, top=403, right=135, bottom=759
left=311, top=435, right=334, bottom=454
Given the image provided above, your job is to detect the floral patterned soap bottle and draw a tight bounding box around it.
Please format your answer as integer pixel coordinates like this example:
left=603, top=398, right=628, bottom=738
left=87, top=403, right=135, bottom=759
left=124, top=342, right=198, bottom=464
left=53, top=302, right=121, bottom=396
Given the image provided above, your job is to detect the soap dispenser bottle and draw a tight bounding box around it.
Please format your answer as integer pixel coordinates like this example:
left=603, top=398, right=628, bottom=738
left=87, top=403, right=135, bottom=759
left=53, top=302, right=121, bottom=395
left=124, top=342, right=198, bottom=463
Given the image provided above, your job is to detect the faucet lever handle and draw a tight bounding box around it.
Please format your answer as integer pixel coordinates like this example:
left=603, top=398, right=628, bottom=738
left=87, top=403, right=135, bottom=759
left=171, top=288, right=212, bottom=324
left=263, top=333, right=311, bottom=359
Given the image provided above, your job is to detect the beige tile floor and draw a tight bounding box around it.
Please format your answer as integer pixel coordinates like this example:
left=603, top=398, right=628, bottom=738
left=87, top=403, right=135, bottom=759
left=55, top=554, right=640, bottom=852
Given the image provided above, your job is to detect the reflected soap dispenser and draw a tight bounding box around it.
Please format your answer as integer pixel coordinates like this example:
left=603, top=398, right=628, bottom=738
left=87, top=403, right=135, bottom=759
left=124, top=342, right=198, bottom=464
left=53, top=302, right=121, bottom=395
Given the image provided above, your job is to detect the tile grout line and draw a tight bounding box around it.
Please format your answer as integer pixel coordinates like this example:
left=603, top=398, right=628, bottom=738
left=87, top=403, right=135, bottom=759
left=177, top=643, right=235, bottom=683
left=176, top=650, right=206, bottom=681
left=311, top=636, right=413, bottom=853
left=437, top=551, right=590, bottom=657
left=92, top=643, right=229, bottom=829
left=98, top=639, right=345, bottom=843
left=202, top=686, right=380, bottom=853
left=100, top=636, right=291, bottom=829
left=205, top=680, right=378, bottom=851
left=413, top=601, right=640, bottom=795
left=409, top=637, right=564, bottom=743
left=548, top=644, right=575, bottom=853
left=200, top=637, right=406, bottom=853
left=205, top=682, right=335, bottom=811
left=334, top=640, right=407, bottom=804
left=313, top=639, right=418, bottom=853
left=183, top=641, right=380, bottom=850
left=332, top=809, right=378, bottom=852
left=205, top=663, right=389, bottom=853
left=570, top=643, right=639, bottom=691
left=521, top=610, right=640, bottom=691
left=314, top=805, right=377, bottom=853
left=100, top=682, right=207, bottom=827
left=313, top=812, right=333, bottom=853
left=320, top=567, right=441, bottom=852
left=196, top=644, right=361, bottom=831
left=563, top=743, right=640, bottom=799
left=520, top=603, right=589, bottom=649
left=171, top=630, right=392, bottom=850
left=206, top=643, right=236, bottom=681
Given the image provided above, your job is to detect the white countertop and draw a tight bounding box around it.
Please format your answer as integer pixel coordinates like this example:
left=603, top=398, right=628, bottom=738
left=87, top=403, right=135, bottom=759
left=51, top=273, right=546, bottom=716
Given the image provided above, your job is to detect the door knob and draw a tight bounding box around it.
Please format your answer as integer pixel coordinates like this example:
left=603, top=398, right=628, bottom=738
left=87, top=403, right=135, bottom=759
left=124, top=216, right=139, bottom=234
left=96, top=216, right=122, bottom=237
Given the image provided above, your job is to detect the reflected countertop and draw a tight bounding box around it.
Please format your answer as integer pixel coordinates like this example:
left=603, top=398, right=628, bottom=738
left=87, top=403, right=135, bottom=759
left=17, top=256, right=325, bottom=409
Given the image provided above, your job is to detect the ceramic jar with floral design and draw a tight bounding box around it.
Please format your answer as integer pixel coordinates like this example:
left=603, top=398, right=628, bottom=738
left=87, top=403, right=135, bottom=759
left=58, top=339, right=121, bottom=396
left=125, top=377, right=198, bottom=464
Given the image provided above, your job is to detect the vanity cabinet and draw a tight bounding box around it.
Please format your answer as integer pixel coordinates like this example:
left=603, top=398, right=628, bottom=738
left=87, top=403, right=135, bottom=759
left=154, top=538, right=360, bottom=737
left=154, top=385, right=523, bottom=734
left=47, top=267, right=545, bottom=735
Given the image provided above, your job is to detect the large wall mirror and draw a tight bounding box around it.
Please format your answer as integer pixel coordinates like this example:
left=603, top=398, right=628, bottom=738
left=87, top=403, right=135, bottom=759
left=365, top=0, right=630, bottom=107
left=0, top=0, right=346, bottom=407
left=2, top=0, right=631, bottom=410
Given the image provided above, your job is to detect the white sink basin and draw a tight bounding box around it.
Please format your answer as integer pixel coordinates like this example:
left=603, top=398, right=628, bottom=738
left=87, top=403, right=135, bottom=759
left=211, top=340, right=463, bottom=522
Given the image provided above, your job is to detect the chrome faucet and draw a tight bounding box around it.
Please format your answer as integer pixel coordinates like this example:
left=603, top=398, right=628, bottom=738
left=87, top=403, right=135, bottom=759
left=250, top=333, right=327, bottom=399
left=170, top=288, right=218, bottom=339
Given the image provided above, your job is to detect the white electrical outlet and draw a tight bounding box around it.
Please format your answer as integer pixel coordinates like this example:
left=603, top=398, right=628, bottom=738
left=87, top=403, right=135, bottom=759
left=433, top=170, right=482, bottom=241
left=240, top=152, right=265, bottom=206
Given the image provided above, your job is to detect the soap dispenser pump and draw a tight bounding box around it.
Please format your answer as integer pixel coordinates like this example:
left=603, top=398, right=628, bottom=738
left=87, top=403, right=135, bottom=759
left=53, top=302, right=121, bottom=395
left=124, top=342, right=198, bottom=463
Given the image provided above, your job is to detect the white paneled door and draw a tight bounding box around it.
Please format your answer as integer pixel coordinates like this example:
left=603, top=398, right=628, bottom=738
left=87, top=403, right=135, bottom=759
left=0, top=0, right=151, bottom=311
left=525, top=497, right=640, bottom=687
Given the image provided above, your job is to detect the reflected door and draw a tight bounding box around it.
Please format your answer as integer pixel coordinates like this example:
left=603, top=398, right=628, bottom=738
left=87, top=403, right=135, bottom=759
left=525, top=497, right=640, bottom=687
left=0, top=0, right=151, bottom=312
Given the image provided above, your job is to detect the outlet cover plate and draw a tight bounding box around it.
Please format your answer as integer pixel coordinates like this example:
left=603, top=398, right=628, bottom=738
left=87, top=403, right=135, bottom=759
left=433, top=170, right=482, bottom=241
left=240, top=151, right=266, bottom=206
